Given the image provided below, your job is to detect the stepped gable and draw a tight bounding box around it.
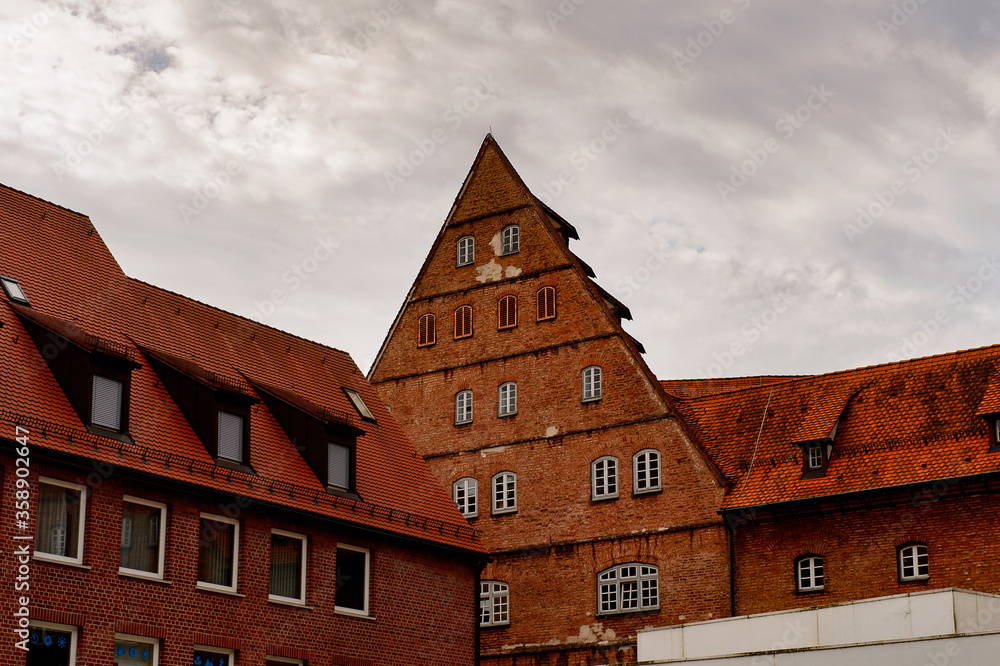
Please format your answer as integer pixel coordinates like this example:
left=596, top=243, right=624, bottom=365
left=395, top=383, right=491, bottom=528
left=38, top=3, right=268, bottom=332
left=0, top=182, right=484, bottom=553
left=669, top=345, right=1000, bottom=510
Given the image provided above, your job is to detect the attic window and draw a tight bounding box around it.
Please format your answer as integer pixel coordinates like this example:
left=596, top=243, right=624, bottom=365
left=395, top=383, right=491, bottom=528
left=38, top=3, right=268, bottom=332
left=1, top=275, right=29, bottom=305
left=217, top=410, right=246, bottom=463
left=806, top=443, right=823, bottom=470
left=343, top=388, right=375, bottom=422
left=91, top=375, right=124, bottom=431
left=801, top=441, right=829, bottom=478
left=328, top=441, right=351, bottom=490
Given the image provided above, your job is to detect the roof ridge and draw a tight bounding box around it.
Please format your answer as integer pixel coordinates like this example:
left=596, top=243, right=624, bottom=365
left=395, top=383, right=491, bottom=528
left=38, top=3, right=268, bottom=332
left=127, top=277, right=353, bottom=360
left=0, top=182, right=90, bottom=219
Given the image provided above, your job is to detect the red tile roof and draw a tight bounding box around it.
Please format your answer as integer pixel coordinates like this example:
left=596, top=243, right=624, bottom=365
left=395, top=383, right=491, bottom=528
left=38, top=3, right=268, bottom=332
left=667, top=346, right=1000, bottom=510
left=0, top=182, right=484, bottom=553
left=660, top=375, right=807, bottom=399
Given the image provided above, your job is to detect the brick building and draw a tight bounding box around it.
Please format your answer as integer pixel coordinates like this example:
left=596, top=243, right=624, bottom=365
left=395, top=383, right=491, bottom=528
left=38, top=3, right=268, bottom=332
left=0, top=183, right=487, bottom=666
left=369, top=136, right=732, bottom=664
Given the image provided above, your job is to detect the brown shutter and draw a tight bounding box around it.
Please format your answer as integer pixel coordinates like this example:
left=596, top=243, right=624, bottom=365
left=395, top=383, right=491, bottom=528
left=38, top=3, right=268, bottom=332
left=418, top=314, right=436, bottom=346
left=537, top=287, right=556, bottom=320
left=455, top=305, right=473, bottom=338
left=498, top=296, right=517, bottom=329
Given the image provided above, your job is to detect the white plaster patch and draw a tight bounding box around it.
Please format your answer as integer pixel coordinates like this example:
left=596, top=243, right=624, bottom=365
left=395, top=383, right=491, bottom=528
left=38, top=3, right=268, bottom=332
left=505, top=265, right=522, bottom=278
left=480, top=445, right=509, bottom=456
left=545, top=426, right=559, bottom=438
left=490, top=232, right=502, bottom=255
left=567, top=622, right=615, bottom=645
left=476, top=258, right=503, bottom=283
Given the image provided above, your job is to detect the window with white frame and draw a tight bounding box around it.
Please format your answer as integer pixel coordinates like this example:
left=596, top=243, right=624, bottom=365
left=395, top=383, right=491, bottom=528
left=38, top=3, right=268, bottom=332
left=898, top=543, right=929, bottom=581
left=457, top=236, right=475, bottom=266
left=270, top=529, right=307, bottom=604
left=217, top=410, right=245, bottom=464
left=591, top=456, right=618, bottom=500
left=806, top=442, right=823, bottom=469
left=1, top=274, right=30, bottom=305
left=501, top=225, right=520, bottom=255
left=92, top=374, right=124, bottom=431
left=192, top=646, right=235, bottom=666
left=796, top=555, right=824, bottom=591
left=120, top=496, right=166, bottom=578
left=113, top=633, right=158, bottom=665
left=498, top=382, right=517, bottom=417
left=455, top=390, right=473, bottom=424
left=336, top=544, right=369, bottom=615
left=35, top=477, right=87, bottom=565
left=453, top=477, right=478, bottom=517
left=27, top=621, right=77, bottom=666
left=480, top=580, right=510, bottom=626
left=492, top=472, right=517, bottom=514
left=343, top=387, right=376, bottom=422
left=197, top=513, right=239, bottom=593
left=582, top=365, right=602, bottom=402
left=633, top=449, right=661, bottom=493
left=598, top=563, right=659, bottom=615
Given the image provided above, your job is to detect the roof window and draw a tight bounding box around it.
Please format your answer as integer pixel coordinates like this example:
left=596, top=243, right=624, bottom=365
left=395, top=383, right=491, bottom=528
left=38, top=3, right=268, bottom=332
left=1, top=275, right=29, bottom=306
left=343, top=388, right=375, bottom=422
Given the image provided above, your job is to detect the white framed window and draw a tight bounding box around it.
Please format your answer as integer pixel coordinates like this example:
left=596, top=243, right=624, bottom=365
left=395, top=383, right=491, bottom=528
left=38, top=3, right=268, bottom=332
left=1, top=274, right=30, bottom=305
left=582, top=365, right=602, bottom=402
left=899, top=543, right=929, bottom=581
left=796, top=555, right=824, bottom=591
left=27, top=620, right=77, bottom=665
left=501, top=225, right=520, bottom=255
left=498, top=382, right=517, bottom=417
left=266, top=657, right=304, bottom=666
left=92, top=374, right=124, bottom=430
left=197, top=513, right=239, bottom=593
left=335, top=543, right=370, bottom=615
left=806, top=442, right=823, bottom=470
left=453, top=477, right=478, bottom=517
left=35, top=477, right=87, bottom=565
left=480, top=580, right=510, bottom=626
left=217, top=410, right=245, bottom=463
left=598, top=564, right=659, bottom=615
left=120, top=496, right=166, bottom=579
left=455, top=390, right=473, bottom=424
left=270, top=529, right=307, bottom=604
left=192, top=646, right=235, bottom=666
left=327, top=441, right=351, bottom=490
left=633, top=449, right=661, bottom=493
left=492, top=472, right=517, bottom=514
left=343, top=387, right=376, bottom=422
left=457, top=235, right=475, bottom=266
left=114, top=633, right=158, bottom=665
left=591, top=456, right=618, bottom=500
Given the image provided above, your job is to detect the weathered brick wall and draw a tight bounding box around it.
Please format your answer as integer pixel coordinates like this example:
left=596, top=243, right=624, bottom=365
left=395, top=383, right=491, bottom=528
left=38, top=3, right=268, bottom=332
left=0, top=456, right=479, bottom=666
left=734, top=489, right=1000, bottom=616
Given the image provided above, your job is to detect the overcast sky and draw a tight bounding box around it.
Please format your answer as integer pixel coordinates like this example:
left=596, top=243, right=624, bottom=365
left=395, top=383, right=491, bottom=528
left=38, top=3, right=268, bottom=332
left=3, top=0, right=999, bottom=380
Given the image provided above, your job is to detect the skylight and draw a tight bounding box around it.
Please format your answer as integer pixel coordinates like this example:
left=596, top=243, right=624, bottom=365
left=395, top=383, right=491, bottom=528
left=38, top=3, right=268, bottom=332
left=0, top=275, right=29, bottom=305
left=343, top=388, right=375, bottom=422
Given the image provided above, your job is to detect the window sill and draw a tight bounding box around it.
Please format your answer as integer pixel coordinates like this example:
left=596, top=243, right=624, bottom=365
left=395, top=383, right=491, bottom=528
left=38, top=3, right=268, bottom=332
left=590, top=494, right=619, bottom=503
left=633, top=487, right=663, bottom=497
left=33, top=554, right=90, bottom=569
left=491, top=509, right=517, bottom=516
left=498, top=412, right=517, bottom=419
left=795, top=588, right=825, bottom=595
left=334, top=608, right=375, bottom=621
left=899, top=577, right=930, bottom=584
left=118, top=570, right=170, bottom=584
left=597, top=607, right=659, bottom=617
left=196, top=583, right=245, bottom=598
left=582, top=397, right=602, bottom=404
left=268, top=596, right=313, bottom=609
left=480, top=623, right=510, bottom=629
left=454, top=420, right=473, bottom=427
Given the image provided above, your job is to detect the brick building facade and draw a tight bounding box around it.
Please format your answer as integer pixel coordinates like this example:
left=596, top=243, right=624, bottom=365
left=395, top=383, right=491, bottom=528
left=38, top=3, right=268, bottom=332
left=0, top=183, right=486, bottom=666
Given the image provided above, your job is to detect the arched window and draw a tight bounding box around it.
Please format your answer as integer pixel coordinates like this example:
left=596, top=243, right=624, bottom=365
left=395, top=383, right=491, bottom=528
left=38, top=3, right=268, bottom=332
left=633, top=449, right=661, bottom=493
left=455, top=390, right=473, bottom=425
left=796, top=555, right=824, bottom=591
left=498, top=295, right=517, bottom=329
left=480, top=581, right=509, bottom=626
left=457, top=236, right=475, bottom=266
left=453, top=477, right=478, bottom=517
left=454, top=305, right=473, bottom=339
left=597, top=563, right=658, bottom=615
left=537, top=286, right=556, bottom=321
left=491, top=472, right=517, bottom=514
left=501, top=225, right=520, bottom=255
left=898, top=543, right=929, bottom=581
left=591, top=456, right=618, bottom=500
left=582, top=366, right=602, bottom=401
left=498, top=382, right=517, bottom=417
left=417, top=313, right=436, bottom=347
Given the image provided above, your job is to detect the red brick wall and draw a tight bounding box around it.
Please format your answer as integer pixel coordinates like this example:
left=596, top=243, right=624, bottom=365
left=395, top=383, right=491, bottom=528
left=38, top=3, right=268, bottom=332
left=0, top=455, right=479, bottom=666
left=733, top=488, right=1000, bottom=615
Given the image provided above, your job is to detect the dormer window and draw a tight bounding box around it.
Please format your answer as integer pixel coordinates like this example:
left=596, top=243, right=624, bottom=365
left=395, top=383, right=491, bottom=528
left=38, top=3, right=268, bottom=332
left=800, top=440, right=829, bottom=478
left=991, top=417, right=1000, bottom=453
left=217, top=410, right=246, bottom=464
left=806, top=443, right=822, bottom=469
left=328, top=441, right=352, bottom=490
left=1, top=274, right=29, bottom=305
left=91, top=374, right=124, bottom=431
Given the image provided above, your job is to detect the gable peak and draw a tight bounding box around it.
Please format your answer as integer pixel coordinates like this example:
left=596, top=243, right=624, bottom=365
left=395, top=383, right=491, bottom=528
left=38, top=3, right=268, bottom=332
left=445, top=134, right=534, bottom=224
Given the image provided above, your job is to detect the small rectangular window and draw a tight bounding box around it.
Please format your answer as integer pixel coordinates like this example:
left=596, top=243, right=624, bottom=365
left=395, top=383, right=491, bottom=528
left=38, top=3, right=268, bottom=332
left=633, top=450, right=661, bottom=493
left=193, top=647, right=235, bottom=666
left=114, top=633, right=159, bottom=665
left=899, top=544, right=929, bottom=581
left=498, top=382, right=517, bottom=416
left=457, top=236, right=475, bottom=266
left=537, top=286, right=556, bottom=321
left=270, top=529, right=307, bottom=604
left=418, top=313, right=436, bottom=347
left=1, top=274, right=30, bottom=305
left=454, top=477, right=478, bottom=517
left=217, top=410, right=245, bottom=463
left=35, top=477, right=87, bottom=565
left=343, top=388, right=376, bottom=421
left=335, top=544, right=370, bottom=615
left=592, top=457, right=618, bottom=500
left=327, top=442, right=351, bottom=490
left=455, top=390, right=473, bottom=424
left=92, top=374, right=124, bottom=430
left=120, top=496, right=166, bottom=579
left=197, top=513, right=239, bottom=593
left=454, top=305, right=473, bottom=339
left=498, top=295, right=518, bottom=329
left=480, top=581, right=510, bottom=626
left=807, top=443, right=823, bottom=469
left=26, top=621, right=77, bottom=666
